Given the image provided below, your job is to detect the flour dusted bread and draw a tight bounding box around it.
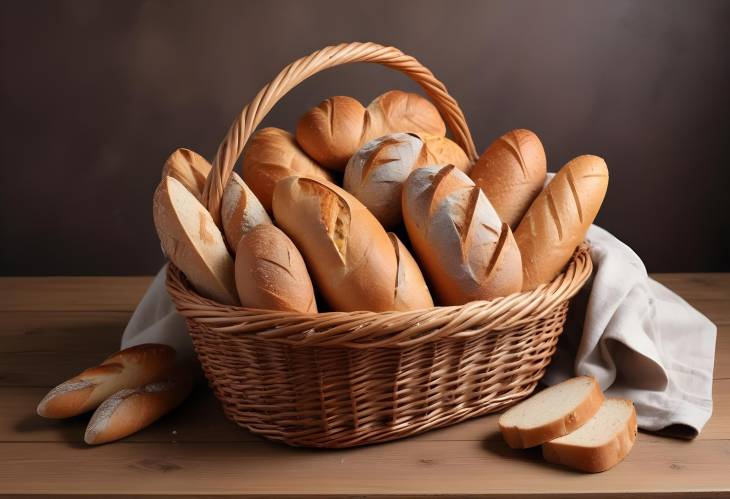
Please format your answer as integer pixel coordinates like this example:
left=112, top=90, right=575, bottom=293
left=84, top=367, right=194, bottom=445
left=296, top=90, right=447, bottom=171
left=161, top=148, right=211, bottom=201
left=37, top=344, right=176, bottom=419
left=402, top=165, right=522, bottom=305
left=469, top=129, right=546, bottom=228
left=343, top=133, right=469, bottom=229
left=221, top=172, right=271, bottom=252
left=498, top=376, right=604, bottom=449
left=241, top=127, right=333, bottom=212
left=542, top=398, right=637, bottom=473
left=153, top=176, right=238, bottom=305
left=272, top=176, right=432, bottom=311
left=515, top=155, right=609, bottom=290
left=235, top=224, right=317, bottom=313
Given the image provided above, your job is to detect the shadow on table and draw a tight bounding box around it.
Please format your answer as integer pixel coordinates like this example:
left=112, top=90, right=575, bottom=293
left=480, top=429, right=582, bottom=475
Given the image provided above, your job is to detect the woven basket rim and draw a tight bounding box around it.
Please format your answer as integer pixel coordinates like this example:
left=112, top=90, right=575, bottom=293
left=165, top=244, right=592, bottom=349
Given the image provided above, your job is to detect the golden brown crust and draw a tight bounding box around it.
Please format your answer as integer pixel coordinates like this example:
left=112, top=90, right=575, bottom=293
left=161, top=148, right=212, bottom=201
left=221, top=172, right=271, bottom=253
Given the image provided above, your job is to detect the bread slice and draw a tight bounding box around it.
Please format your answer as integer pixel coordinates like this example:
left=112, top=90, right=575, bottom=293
left=498, top=376, right=604, bottom=448
left=542, top=398, right=637, bottom=473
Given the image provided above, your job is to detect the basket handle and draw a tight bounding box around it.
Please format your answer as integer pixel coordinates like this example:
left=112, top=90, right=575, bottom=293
left=202, top=41, right=478, bottom=223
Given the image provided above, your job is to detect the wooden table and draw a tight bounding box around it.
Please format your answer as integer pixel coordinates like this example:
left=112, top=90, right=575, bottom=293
left=0, top=274, right=728, bottom=497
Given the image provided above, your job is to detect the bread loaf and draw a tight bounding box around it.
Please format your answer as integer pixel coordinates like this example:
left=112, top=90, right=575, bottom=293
left=161, top=148, right=211, bottom=201
left=469, top=129, right=546, bottom=228
left=234, top=224, right=317, bottom=313
left=515, top=155, right=609, bottom=290
left=37, top=344, right=176, bottom=419
left=498, top=376, right=604, bottom=449
left=343, top=133, right=469, bottom=229
left=272, top=176, right=432, bottom=312
left=402, top=165, right=523, bottom=305
left=416, top=133, right=471, bottom=173
left=241, top=127, right=333, bottom=213
left=542, top=398, right=637, bottom=473
left=296, top=90, right=446, bottom=171
left=221, top=172, right=271, bottom=252
left=153, top=176, right=238, bottom=305
left=84, top=367, right=194, bottom=445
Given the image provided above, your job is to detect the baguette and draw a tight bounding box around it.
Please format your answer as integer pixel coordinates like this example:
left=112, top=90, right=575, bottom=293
left=542, top=398, right=637, bottom=473
left=241, top=127, right=333, bottom=213
left=153, top=176, right=238, bottom=305
left=272, top=176, right=432, bottom=311
left=469, top=129, right=546, bottom=228
left=515, top=155, right=609, bottom=290
left=296, top=90, right=446, bottom=171
left=235, top=224, right=317, bottom=313
left=37, top=344, right=176, bottom=419
left=343, top=133, right=469, bottom=229
left=84, top=367, right=194, bottom=445
left=402, top=165, right=523, bottom=305
left=161, top=148, right=211, bottom=201
left=498, top=376, right=604, bottom=448
left=221, top=172, right=271, bottom=252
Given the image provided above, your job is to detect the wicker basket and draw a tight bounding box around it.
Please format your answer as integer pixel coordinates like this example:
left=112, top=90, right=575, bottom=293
left=165, top=42, right=593, bottom=448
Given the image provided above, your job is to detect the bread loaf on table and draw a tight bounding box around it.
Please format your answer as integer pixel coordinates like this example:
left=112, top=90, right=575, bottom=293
left=234, top=224, right=317, bottom=313
left=84, top=367, right=194, bottom=445
left=343, top=133, right=469, bottom=229
left=469, top=129, right=546, bottom=228
left=272, top=176, right=433, bottom=312
left=161, top=148, right=211, bottom=201
left=241, top=127, right=334, bottom=213
left=296, top=90, right=446, bottom=171
left=402, top=165, right=523, bottom=305
left=221, top=172, right=271, bottom=252
left=37, top=344, right=176, bottom=419
left=153, top=176, right=238, bottom=305
left=515, top=155, right=609, bottom=290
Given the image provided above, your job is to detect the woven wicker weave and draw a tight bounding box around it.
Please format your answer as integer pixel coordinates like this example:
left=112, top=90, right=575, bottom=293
left=165, top=42, right=593, bottom=448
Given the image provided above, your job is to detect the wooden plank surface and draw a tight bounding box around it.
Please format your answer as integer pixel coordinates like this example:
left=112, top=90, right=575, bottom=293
left=0, top=274, right=727, bottom=497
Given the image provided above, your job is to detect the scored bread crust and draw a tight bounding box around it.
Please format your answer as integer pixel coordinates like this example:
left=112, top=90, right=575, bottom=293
left=221, top=172, right=271, bottom=253
left=498, top=376, right=604, bottom=449
left=542, top=399, right=638, bottom=473
left=161, top=148, right=212, bottom=201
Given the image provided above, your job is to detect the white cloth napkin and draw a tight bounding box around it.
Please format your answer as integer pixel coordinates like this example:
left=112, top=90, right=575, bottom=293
left=122, top=228, right=717, bottom=437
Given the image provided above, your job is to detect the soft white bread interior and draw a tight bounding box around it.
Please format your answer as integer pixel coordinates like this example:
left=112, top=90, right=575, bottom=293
left=161, top=148, right=211, bottom=201
left=241, top=127, right=334, bottom=213
left=221, top=172, right=271, bottom=252
left=498, top=376, right=604, bottom=449
left=272, top=176, right=432, bottom=312
left=235, top=224, right=317, bottom=313
left=402, top=164, right=523, bottom=305
left=37, top=344, right=177, bottom=419
left=542, top=398, right=638, bottom=473
left=469, top=129, right=546, bottom=228
left=84, top=366, right=194, bottom=445
left=515, top=155, right=609, bottom=291
left=153, top=176, right=238, bottom=305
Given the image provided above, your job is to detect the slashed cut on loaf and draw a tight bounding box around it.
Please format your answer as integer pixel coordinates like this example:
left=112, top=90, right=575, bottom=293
left=161, top=148, right=211, bottom=201
left=498, top=376, right=604, bottom=448
left=221, top=172, right=271, bottom=253
left=542, top=398, right=637, bottom=473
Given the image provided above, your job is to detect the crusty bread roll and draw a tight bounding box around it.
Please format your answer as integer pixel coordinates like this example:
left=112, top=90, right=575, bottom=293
left=153, top=176, right=238, bottom=305
left=272, top=176, right=432, bottom=312
left=221, top=172, right=271, bottom=252
left=234, top=224, right=317, bottom=313
left=515, top=155, right=609, bottom=291
left=241, top=127, right=333, bottom=213
left=402, top=165, right=523, bottom=305
left=469, top=129, right=546, bottom=228
left=542, top=398, right=637, bottom=473
left=498, top=376, right=604, bottom=449
left=343, top=133, right=470, bottom=229
left=296, top=90, right=447, bottom=171
left=84, top=367, right=194, bottom=445
left=37, top=344, right=176, bottom=419
left=161, top=148, right=211, bottom=201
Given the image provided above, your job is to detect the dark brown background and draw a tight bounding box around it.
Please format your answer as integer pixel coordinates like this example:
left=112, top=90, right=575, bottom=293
left=1, top=0, right=728, bottom=275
